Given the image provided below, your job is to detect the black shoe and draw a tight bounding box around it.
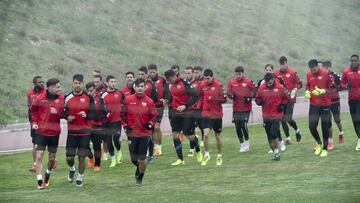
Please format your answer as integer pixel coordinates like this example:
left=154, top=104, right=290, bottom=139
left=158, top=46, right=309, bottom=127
left=135, top=179, right=142, bottom=186
left=76, top=180, right=83, bottom=187
left=296, top=131, right=302, bottom=143
left=68, top=170, right=75, bottom=183
left=44, top=173, right=51, bottom=187
left=273, top=153, right=280, bottom=161
left=147, top=156, right=155, bottom=164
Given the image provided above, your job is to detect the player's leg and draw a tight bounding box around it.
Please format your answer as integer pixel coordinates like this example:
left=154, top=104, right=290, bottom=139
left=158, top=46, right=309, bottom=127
left=309, top=105, right=322, bottom=155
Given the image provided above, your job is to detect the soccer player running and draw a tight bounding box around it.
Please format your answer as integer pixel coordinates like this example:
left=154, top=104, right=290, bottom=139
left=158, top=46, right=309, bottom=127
left=275, top=56, right=303, bottom=144
left=227, top=66, right=256, bottom=153
left=256, top=64, right=286, bottom=152
left=122, top=78, right=158, bottom=186
left=31, top=78, right=64, bottom=189
left=138, top=66, right=158, bottom=164
left=164, top=69, right=203, bottom=165
left=304, top=59, right=332, bottom=157
left=92, top=73, right=108, bottom=160
left=86, top=82, right=107, bottom=171
left=256, top=73, right=289, bottom=160
left=340, top=54, right=360, bottom=151
left=184, top=66, right=201, bottom=157
left=193, top=66, right=205, bottom=147
left=101, top=75, right=125, bottom=167
left=197, top=69, right=227, bottom=166
left=323, top=60, right=344, bottom=150
left=148, top=64, right=169, bottom=157
left=27, top=76, right=46, bottom=172
left=65, top=74, right=95, bottom=187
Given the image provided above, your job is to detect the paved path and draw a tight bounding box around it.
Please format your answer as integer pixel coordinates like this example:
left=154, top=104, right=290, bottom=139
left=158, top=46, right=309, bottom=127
left=0, top=93, right=350, bottom=154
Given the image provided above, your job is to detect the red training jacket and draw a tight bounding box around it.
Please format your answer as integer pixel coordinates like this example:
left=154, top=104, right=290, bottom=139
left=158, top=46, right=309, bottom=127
left=227, top=76, right=256, bottom=112
left=275, top=67, right=302, bottom=103
left=169, top=77, right=199, bottom=115
left=256, top=82, right=288, bottom=120
left=122, top=93, right=158, bottom=138
left=121, top=85, right=134, bottom=98
left=198, top=79, right=227, bottom=119
left=31, top=91, right=64, bottom=136
left=101, top=89, right=124, bottom=123
left=65, top=91, right=95, bottom=136
left=340, top=65, right=360, bottom=101
left=27, top=87, right=46, bottom=122
left=306, top=67, right=332, bottom=107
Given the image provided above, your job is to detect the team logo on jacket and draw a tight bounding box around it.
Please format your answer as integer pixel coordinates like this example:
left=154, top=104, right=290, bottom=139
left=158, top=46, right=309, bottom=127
left=358, top=70, right=360, bottom=74
left=242, top=83, right=247, bottom=87
left=318, top=76, right=323, bottom=80
left=211, top=87, right=215, bottom=91
left=142, top=102, right=147, bottom=107
left=274, top=88, right=278, bottom=92
left=55, top=99, right=59, bottom=103
left=115, top=94, right=119, bottom=98
left=80, top=98, right=86, bottom=103
left=286, top=74, right=290, bottom=78
left=177, top=85, right=181, bottom=89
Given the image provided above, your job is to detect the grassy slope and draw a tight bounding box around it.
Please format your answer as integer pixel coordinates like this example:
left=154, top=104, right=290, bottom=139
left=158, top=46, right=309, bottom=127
left=0, top=114, right=359, bottom=203
left=0, top=0, right=359, bottom=124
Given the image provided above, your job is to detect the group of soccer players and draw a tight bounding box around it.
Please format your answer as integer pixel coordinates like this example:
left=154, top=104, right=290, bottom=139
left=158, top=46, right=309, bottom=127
left=27, top=54, right=360, bottom=189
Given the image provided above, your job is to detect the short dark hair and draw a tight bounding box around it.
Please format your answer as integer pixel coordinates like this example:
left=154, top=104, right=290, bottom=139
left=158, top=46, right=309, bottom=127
left=351, top=54, right=359, bottom=59
left=203, top=69, right=213, bottom=77
left=164, top=69, right=176, bottom=79
left=125, top=71, right=135, bottom=77
left=194, top=66, right=202, bottom=71
left=148, top=64, right=157, bottom=70
left=264, top=73, right=274, bottom=82
left=33, top=76, right=42, bottom=84
left=73, top=74, right=84, bottom=82
left=46, top=78, right=60, bottom=88
left=265, top=64, right=274, bottom=70
left=308, top=59, right=318, bottom=69
left=185, top=66, right=193, bottom=71
left=93, top=74, right=102, bottom=81
left=279, top=56, right=287, bottom=65
left=235, top=66, right=244, bottom=73
left=106, top=75, right=116, bottom=82
left=138, top=66, right=148, bottom=74
left=86, top=82, right=95, bottom=90
left=134, top=78, right=146, bottom=86
left=323, top=60, right=331, bottom=68
left=171, top=65, right=179, bottom=70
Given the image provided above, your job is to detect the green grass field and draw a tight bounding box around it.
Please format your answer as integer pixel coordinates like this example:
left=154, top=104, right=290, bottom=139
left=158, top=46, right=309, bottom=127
left=0, top=114, right=360, bottom=203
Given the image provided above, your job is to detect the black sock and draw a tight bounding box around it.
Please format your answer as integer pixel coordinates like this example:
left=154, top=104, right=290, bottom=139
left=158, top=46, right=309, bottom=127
left=138, top=172, right=144, bottom=181
left=135, top=166, right=140, bottom=177
left=191, top=136, right=200, bottom=152
left=37, top=179, right=43, bottom=186
left=173, top=138, right=183, bottom=160
left=95, top=157, right=101, bottom=166
left=148, top=139, right=154, bottom=157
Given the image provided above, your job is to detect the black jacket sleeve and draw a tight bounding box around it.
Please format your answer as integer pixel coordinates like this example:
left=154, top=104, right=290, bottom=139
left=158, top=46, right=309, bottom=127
left=183, top=79, right=199, bottom=108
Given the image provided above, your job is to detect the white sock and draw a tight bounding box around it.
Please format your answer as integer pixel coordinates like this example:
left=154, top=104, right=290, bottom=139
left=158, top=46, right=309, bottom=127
left=329, top=138, right=333, bottom=144
left=204, top=151, right=210, bottom=157
left=111, top=156, right=116, bottom=161
left=189, top=148, right=195, bottom=152
left=33, top=162, right=36, bottom=165
left=36, top=174, right=42, bottom=181
left=217, top=154, right=222, bottom=158
left=339, top=131, right=344, bottom=136
left=274, top=149, right=279, bottom=154
left=46, top=169, right=51, bottom=174
left=296, top=128, right=301, bottom=133
left=77, top=173, right=83, bottom=181
left=70, top=165, right=76, bottom=171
